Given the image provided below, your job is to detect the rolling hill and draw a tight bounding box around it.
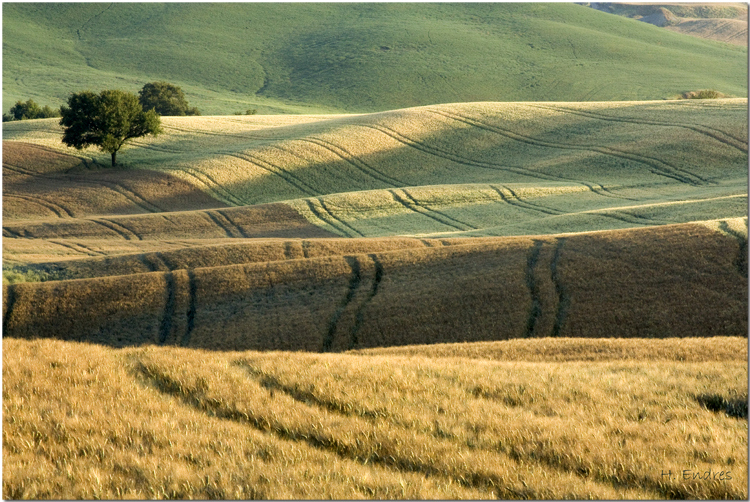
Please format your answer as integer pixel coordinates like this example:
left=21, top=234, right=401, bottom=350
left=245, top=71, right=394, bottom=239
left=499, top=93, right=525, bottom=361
left=3, top=99, right=747, bottom=349
left=3, top=3, right=748, bottom=115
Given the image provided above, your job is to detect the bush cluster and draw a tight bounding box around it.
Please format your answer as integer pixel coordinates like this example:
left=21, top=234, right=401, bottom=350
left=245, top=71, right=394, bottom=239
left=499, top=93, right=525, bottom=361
left=3, top=99, right=60, bottom=122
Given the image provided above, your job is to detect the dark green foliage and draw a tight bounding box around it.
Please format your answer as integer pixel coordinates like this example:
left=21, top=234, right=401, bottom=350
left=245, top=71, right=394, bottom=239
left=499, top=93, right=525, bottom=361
left=3, top=99, right=60, bottom=121
left=60, top=90, right=162, bottom=167
left=139, top=81, right=200, bottom=116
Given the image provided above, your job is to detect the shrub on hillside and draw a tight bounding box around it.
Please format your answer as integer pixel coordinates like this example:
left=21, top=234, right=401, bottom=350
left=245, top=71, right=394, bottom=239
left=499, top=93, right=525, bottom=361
left=3, top=99, right=60, bottom=121
left=139, top=81, right=200, bottom=116
left=680, top=89, right=727, bottom=99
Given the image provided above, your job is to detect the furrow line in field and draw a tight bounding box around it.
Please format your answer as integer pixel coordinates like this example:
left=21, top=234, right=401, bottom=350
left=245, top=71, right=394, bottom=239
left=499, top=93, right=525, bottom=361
left=182, top=270, right=198, bottom=347
left=401, top=189, right=477, bottom=230
left=719, top=220, right=748, bottom=276
left=581, top=182, right=632, bottom=200
left=2, top=228, right=23, bottom=238
left=528, top=103, right=748, bottom=152
left=430, top=109, right=707, bottom=186
left=318, top=199, right=365, bottom=237
left=389, top=190, right=469, bottom=232
left=216, top=210, right=250, bottom=239
left=158, top=272, right=177, bottom=345
left=203, top=211, right=238, bottom=238
left=304, top=199, right=353, bottom=237
left=489, top=185, right=562, bottom=215
left=161, top=124, right=268, bottom=141
left=322, top=256, right=362, bottom=352
left=227, top=151, right=319, bottom=197
left=72, top=242, right=106, bottom=256
left=138, top=254, right=161, bottom=272
left=90, top=218, right=141, bottom=240
left=300, top=137, right=403, bottom=187
left=3, top=285, right=17, bottom=336
left=524, top=241, right=544, bottom=338
left=3, top=163, right=39, bottom=176
left=284, top=242, right=295, bottom=260
left=86, top=180, right=164, bottom=213
left=49, top=240, right=99, bottom=257
left=550, top=238, right=569, bottom=338
left=134, top=361, right=529, bottom=497
left=360, top=123, right=567, bottom=183
left=155, top=252, right=177, bottom=271
left=179, top=167, right=246, bottom=206
left=5, top=194, right=75, bottom=218
left=301, top=240, right=311, bottom=259
left=349, top=254, right=385, bottom=350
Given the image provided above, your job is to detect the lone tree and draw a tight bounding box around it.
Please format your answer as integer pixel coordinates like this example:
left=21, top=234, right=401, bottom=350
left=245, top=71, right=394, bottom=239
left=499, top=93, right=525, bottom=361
left=60, top=90, right=162, bottom=167
left=139, top=81, right=200, bottom=116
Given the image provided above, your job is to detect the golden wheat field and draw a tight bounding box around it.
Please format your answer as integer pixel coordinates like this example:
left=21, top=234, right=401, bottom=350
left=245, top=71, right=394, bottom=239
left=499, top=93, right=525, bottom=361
left=3, top=99, right=748, bottom=499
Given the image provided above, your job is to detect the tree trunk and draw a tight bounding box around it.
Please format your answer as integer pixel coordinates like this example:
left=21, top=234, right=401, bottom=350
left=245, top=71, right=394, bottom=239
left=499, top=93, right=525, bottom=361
left=111, top=151, right=117, bottom=167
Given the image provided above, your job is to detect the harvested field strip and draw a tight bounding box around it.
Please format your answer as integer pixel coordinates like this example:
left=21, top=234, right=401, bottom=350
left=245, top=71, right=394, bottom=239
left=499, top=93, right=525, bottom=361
left=529, top=103, right=749, bottom=152
left=300, top=137, right=403, bottom=187
left=4, top=194, right=74, bottom=218
left=429, top=109, right=709, bottom=186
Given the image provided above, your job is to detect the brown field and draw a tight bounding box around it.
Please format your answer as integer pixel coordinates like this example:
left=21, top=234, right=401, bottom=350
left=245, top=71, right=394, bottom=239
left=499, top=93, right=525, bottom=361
left=3, top=337, right=746, bottom=499
left=3, top=222, right=747, bottom=351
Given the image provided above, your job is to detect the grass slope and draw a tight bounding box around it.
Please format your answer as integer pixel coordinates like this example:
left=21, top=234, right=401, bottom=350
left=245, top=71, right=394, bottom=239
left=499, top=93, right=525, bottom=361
left=5, top=100, right=746, bottom=238
left=4, top=337, right=746, bottom=499
left=3, top=3, right=747, bottom=114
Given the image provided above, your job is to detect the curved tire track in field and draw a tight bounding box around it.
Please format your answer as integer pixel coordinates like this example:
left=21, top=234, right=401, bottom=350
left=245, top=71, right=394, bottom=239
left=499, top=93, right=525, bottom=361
left=719, top=221, right=748, bottom=276
left=5, top=194, right=75, bottom=218
left=318, top=198, right=365, bottom=237
left=227, top=151, right=319, bottom=198
left=550, top=238, right=570, bottom=338
left=389, top=189, right=473, bottom=232
left=3, top=285, right=17, bottom=336
left=90, top=218, right=142, bottom=241
left=524, top=241, right=544, bottom=338
left=216, top=210, right=250, bottom=238
left=179, top=166, right=246, bottom=206
left=204, top=211, right=240, bottom=238
left=361, top=123, right=623, bottom=199
left=50, top=240, right=101, bottom=257
left=304, top=199, right=352, bottom=237
left=182, top=270, right=198, bottom=347
left=132, top=361, right=529, bottom=498
left=349, top=254, right=385, bottom=350
left=158, top=272, right=177, bottom=345
left=401, top=189, right=477, bottom=231
left=429, top=109, right=709, bottom=186
left=528, top=103, right=748, bottom=153
left=322, top=256, right=363, bottom=352
left=489, top=185, right=563, bottom=216
left=299, top=137, right=403, bottom=187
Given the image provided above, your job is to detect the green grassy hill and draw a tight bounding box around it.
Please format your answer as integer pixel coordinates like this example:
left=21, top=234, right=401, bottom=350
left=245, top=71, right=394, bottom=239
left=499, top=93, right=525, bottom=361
left=3, top=3, right=747, bottom=115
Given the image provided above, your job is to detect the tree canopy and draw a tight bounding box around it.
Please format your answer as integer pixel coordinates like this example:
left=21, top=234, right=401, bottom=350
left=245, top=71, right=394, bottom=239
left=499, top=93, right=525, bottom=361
left=60, top=90, right=162, bottom=167
left=139, top=81, right=200, bottom=116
